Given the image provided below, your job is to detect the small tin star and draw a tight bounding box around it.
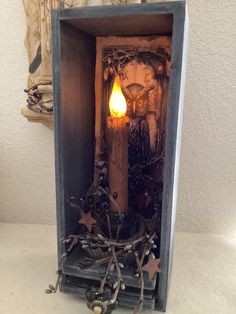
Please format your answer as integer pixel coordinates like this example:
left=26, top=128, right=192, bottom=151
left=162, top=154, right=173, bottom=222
left=79, top=212, right=96, bottom=232
left=142, top=258, right=161, bottom=280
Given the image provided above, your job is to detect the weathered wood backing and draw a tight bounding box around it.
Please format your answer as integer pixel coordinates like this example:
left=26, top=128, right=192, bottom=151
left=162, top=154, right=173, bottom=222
left=95, top=35, right=172, bottom=163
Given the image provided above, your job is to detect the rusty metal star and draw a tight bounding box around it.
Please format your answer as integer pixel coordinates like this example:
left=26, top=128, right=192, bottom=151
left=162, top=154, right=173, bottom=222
left=79, top=212, right=96, bottom=232
left=142, top=258, right=161, bottom=280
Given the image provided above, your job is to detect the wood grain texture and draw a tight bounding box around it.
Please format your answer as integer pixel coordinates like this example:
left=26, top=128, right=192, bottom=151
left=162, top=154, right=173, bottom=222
left=22, top=0, right=86, bottom=123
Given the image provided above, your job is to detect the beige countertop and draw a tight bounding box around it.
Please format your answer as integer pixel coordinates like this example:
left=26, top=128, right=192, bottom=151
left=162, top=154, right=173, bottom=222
left=0, top=223, right=235, bottom=314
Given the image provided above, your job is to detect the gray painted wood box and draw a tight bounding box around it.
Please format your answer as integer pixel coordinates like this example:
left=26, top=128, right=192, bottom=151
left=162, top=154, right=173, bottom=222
left=52, top=1, right=188, bottom=312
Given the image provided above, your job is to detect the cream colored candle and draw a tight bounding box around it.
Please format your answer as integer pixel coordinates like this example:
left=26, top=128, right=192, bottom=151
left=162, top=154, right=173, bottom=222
left=107, top=76, right=129, bottom=213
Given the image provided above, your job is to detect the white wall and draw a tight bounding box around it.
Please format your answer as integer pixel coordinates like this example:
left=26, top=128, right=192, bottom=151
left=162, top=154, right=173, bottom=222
left=177, top=0, right=236, bottom=234
left=0, top=0, right=56, bottom=224
left=0, top=0, right=235, bottom=233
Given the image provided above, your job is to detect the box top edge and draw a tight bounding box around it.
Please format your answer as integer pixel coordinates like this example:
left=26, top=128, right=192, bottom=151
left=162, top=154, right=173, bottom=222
left=52, top=1, right=186, bottom=21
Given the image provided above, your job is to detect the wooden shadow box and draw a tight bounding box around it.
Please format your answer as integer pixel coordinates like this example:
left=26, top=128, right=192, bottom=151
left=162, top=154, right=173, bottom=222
left=52, top=2, right=188, bottom=312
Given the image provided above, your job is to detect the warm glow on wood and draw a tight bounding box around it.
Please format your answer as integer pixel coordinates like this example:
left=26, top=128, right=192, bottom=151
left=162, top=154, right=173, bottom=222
left=109, top=76, right=127, bottom=118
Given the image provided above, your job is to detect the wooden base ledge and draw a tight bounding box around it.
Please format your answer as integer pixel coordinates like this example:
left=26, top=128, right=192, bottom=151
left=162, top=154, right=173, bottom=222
left=21, top=106, right=53, bottom=129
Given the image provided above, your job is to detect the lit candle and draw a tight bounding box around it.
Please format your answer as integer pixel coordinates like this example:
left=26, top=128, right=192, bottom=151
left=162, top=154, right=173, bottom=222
left=107, top=76, right=129, bottom=213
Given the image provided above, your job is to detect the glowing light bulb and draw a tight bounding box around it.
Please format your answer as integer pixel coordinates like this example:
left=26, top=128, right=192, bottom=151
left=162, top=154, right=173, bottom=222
left=109, top=76, right=127, bottom=118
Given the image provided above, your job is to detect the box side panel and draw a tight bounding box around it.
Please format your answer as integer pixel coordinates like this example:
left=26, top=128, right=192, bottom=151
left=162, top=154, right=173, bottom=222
left=53, top=15, right=96, bottom=264
left=157, top=3, right=188, bottom=311
left=168, top=5, right=189, bottom=292
left=52, top=10, right=65, bottom=267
